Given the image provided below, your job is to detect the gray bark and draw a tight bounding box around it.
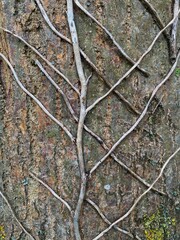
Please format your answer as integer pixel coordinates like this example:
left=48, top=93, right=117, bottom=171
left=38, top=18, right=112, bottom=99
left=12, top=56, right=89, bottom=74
left=0, top=0, right=179, bottom=239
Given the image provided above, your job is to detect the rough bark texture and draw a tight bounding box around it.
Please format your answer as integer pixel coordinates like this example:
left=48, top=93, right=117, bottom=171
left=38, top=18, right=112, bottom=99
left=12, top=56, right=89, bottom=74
left=0, top=0, right=179, bottom=240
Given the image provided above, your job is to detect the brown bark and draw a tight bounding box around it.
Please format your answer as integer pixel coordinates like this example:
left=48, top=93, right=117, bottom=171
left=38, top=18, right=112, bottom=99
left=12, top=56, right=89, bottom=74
left=0, top=0, right=179, bottom=240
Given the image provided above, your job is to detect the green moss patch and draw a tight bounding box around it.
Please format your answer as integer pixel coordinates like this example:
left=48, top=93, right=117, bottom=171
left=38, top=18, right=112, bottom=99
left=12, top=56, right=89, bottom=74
left=144, top=207, right=176, bottom=240
left=0, top=226, right=6, bottom=240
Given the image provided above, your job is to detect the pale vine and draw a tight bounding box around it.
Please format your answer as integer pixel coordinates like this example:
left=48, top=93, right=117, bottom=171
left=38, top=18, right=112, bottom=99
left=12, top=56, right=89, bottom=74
left=0, top=0, right=179, bottom=240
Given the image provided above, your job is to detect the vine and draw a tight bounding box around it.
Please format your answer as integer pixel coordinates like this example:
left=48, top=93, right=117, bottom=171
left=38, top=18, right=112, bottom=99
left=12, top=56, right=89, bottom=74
left=0, top=0, right=179, bottom=239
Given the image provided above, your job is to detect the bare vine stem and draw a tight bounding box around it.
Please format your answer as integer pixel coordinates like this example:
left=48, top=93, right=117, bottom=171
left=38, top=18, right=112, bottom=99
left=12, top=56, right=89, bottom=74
left=139, top=0, right=169, bottom=41
left=86, top=198, right=142, bottom=240
left=86, top=10, right=180, bottom=114
left=89, top=50, right=180, bottom=175
left=36, top=59, right=165, bottom=196
left=93, top=147, right=180, bottom=240
left=0, top=27, right=80, bottom=95
left=67, top=1, right=88, bottom=239
left=1, top=2, right=178, bottom=239
left=170, top=0, right=179, bottom=62
left=28, top=171, right=140, bottom=239
left=29, top=172, right=72, bottom=214
left=34, top=0, right=71, bottom=43
left=35, top=59, right=78, bottom=121
left=28, top=169, right=142, bottom=240
left=0, top=190, right=36, bottom=240
left=33, top=0, right=140, bottom=115
left=74, top=0, right=149, bottom=76
left=0, top=53, right=75, bottom=142
left=1, top=26, right=139, bottom=116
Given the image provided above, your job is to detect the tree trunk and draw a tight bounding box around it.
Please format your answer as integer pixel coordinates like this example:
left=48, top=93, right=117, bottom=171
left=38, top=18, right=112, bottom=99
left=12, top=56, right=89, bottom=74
left=0, top=0, right=179, bottom=239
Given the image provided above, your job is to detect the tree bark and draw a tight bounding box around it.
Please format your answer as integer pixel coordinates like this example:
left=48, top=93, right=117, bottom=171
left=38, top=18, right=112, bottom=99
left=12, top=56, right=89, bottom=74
left=0, top=0, right=179, bottom=240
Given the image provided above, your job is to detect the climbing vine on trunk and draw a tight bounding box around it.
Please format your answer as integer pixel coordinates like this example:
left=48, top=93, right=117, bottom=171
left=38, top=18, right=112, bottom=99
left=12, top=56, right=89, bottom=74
left=0, top=0, right=179, bottom=240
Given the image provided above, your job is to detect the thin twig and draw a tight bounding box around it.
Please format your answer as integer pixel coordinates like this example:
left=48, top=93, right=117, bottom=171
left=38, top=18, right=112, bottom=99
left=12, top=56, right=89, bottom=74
left=34, top=0, right=71, bottom=43
left=139, top=0, right=169, bottom=41
left=86, top=198, right=142, bottom=239
left=0, top=53, right=75, bottom=142
left=29, top=172, right=73, bottom=214
left=34, top=0, right=140, bottom=115
left=89, top=50, right=180, bottom=175
left=0, top=190, right=36, bottom=240
left=36, top=59, right=165, bottom=196
left=170, top=0, right=179, bottom=62
left=0, top=27, right=80, bottom=95
left=67, top=1, right=88, bottom=239
left=35, top=59, right=78, bottom=121
left=86, top=10, right=180, bottom=114
left=152, top=94, right=164, bottom=114
left=1, top=27, right=139, bottom=116
left=74, top=0, right=149, bottom=76
left=93, top=147, right=180, bottom=240
left=30, top=170, right=140, bottom=239
left=109, top=151, right=165, bottom=195
left=86, top=72, right=93, bottom=85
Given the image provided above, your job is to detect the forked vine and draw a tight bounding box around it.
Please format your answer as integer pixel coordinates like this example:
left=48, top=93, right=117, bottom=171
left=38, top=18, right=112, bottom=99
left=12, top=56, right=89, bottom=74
left=0, top=0, right=179, bottom=239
